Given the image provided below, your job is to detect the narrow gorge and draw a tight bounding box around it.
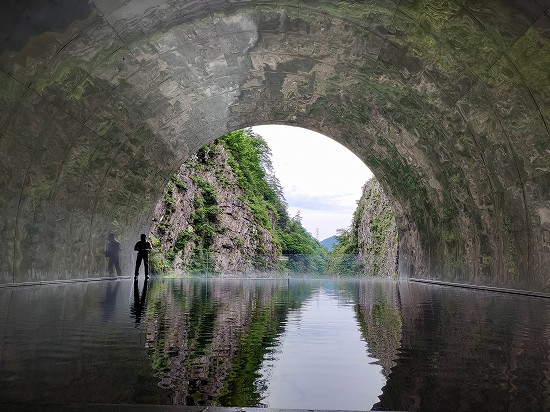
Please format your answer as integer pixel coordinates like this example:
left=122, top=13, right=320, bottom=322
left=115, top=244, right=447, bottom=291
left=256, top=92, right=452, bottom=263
left=149, top=129, right=325, bottom=275
left=149, top=129, right=397, bottom=277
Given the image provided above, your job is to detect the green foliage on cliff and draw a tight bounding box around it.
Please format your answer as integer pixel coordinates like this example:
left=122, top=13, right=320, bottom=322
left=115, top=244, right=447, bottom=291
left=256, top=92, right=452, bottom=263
left=219, top=129, right=326, bottom=271
left=276, top=216, right=328, bottom=273
left=329, top=177, right=398, bottom=277
left=328, top=228, right=363, bottom=276
left=151, top=128, right=326, bottom=274
left=220, top=129, right=286, bottom=229
left=328, top=198, right=365, bottom=275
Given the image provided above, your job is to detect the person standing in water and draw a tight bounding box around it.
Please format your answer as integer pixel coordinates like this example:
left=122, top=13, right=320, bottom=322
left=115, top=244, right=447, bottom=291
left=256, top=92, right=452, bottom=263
left=134, top=233, right=152, bottom=279
left=105, top=232, right=122, bottom=276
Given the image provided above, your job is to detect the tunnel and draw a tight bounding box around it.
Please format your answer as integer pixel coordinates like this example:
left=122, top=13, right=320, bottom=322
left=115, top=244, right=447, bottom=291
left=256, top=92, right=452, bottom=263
left=1, top=0, right=549, bottom=291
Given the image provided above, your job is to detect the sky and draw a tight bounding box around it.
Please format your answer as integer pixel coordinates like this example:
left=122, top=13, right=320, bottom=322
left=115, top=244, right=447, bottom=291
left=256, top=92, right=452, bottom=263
left=251, top=125, right=373, bottom=241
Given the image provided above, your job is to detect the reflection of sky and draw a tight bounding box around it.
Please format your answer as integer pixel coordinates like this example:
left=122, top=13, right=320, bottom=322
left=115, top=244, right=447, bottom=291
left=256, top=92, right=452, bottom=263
left=258, top=287, right=385, bottom=410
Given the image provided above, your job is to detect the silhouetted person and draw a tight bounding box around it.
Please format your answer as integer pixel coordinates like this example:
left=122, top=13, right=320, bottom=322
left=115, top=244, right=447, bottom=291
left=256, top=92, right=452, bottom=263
left=105, top=232, right=122, bottom=276
left=134, top=233, right=152, bottom=279
left=130, top=277, right=148, bottom=325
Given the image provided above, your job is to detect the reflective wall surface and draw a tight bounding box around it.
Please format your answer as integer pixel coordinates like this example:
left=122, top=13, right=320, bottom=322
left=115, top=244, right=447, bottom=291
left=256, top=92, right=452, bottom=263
left=1, top=1, right=550, bottom=290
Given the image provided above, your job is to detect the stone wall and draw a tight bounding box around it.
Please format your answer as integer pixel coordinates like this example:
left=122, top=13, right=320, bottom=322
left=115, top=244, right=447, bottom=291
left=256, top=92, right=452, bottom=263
left=1, top=1, right=550, bottom=291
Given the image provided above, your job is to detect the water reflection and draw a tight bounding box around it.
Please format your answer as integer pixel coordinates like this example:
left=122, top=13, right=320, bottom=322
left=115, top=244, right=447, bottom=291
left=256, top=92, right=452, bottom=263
left=130, top=278, right=148, bottom=325
left=141, top=278, right=394, bottom=408
left=144, top=278, right=313, bottom=405
left=100, top=280, right=121, bottom=322
left=257, top=284, right=385, bottom=410
left=3, top=278, right=550, bottom=411
left=0, top=280, right=170, bottom=405
left=355, top=280, right=402, bottom=378
left=374, top=281, right=550, bottom=411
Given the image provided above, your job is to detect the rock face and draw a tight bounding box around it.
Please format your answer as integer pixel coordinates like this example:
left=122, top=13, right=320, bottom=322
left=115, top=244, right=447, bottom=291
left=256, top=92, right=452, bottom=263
left=354, top=178, right=398, bottom=278
left=150, top=141, right=279, bottom=274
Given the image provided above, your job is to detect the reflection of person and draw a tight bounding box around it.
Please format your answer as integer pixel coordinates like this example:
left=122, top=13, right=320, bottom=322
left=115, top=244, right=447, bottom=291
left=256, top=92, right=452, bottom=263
left=105, top=233, right=122, bottom=276
left=130, top=277, right=148, bottom=325
left=100, top=281, right=121, bottom=322
left=134, top=234, right=152, bottom=279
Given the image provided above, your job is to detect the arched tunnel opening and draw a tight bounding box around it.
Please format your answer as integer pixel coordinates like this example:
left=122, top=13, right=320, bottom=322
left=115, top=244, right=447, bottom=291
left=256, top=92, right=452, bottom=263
left=144, top=125, right=394, bottom=278
left=1, top=1, right=550, bottom=292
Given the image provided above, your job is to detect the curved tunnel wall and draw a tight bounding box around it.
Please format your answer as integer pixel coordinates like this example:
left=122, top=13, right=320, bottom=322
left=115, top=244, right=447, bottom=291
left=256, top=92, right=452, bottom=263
left=1, top=0, right=550, bottom=290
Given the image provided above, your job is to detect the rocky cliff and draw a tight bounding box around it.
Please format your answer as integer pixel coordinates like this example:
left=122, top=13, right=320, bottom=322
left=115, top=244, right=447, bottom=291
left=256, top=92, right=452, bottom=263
left=356, top=178, right=399, bottom=277
left=149, top=130, right=325, bottom=275
left=332, top=177, right=398, bottom=277
left=149, top=137, right=279, bottom=274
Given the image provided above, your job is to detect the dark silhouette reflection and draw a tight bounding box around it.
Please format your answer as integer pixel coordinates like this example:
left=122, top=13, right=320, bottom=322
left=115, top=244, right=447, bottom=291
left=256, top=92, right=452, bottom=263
left=105, top=232, right=122, bottom=276
left=130, top=278, right=148, bottom=325
left=0, top=280, right=171, bottom=405
left=100, top=280, right=121, bottom=322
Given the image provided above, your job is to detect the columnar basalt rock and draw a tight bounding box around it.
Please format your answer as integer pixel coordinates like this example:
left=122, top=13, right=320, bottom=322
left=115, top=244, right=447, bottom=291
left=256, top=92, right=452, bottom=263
left=1, top=1, right=550, bottom=291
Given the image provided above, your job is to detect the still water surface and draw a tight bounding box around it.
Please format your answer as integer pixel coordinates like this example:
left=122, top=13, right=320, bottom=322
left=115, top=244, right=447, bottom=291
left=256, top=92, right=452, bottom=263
left=1, top=277, right=550, bottom=411
left=257, top=287, right=385, bottom=409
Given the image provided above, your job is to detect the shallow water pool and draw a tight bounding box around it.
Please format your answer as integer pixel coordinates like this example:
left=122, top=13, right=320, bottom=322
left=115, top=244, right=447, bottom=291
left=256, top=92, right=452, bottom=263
left=1, top=277, right=550, bottom=411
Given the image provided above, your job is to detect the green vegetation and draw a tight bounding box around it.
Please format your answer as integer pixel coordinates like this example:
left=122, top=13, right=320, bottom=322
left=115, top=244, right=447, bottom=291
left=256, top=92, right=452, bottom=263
left=327, top=191, right=365, bottom=275
left=149, top=235, right=172, bottom=273
left=149, top=130, right=402, bottom=277
left=217, top=294, right=288, bottom=405
left=220, top=129, right=285, bottom=229
left=150, top=128, right=327, bottom=275
left=222, top=129, right=328, bottom=273
left=327, top=230, right=364, bottom=276
left=328, top=177, right=398, bottom=277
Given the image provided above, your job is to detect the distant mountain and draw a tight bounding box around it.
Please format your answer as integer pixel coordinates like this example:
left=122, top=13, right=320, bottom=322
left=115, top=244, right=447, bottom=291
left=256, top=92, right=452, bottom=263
left=320, top=235, right=338, bottom=251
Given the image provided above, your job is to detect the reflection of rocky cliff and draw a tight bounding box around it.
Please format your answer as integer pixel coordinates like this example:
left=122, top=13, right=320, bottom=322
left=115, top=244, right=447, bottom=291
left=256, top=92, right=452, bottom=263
left=144, top=279, right=315, bottom=406
left=374, top=282, right=550, bottom=411
left=354, top=280, right=402, bottom=377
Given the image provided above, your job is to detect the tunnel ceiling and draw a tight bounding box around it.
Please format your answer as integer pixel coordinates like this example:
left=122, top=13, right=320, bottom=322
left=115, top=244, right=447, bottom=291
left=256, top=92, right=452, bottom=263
left=1, top=0, right=550, bottom=290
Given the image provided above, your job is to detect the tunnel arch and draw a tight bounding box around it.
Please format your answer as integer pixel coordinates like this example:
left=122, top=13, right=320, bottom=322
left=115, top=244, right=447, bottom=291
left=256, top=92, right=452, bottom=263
left=1, top=1, right=549, bottom=290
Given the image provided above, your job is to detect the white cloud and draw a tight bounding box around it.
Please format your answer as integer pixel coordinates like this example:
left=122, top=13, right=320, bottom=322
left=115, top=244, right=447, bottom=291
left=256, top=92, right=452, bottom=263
left=285, top=193, right=356, bottom=212
left=251, top=125, right=373, bottom=240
